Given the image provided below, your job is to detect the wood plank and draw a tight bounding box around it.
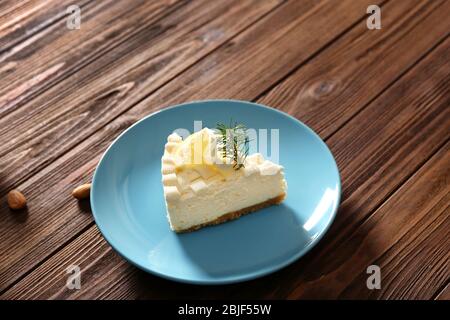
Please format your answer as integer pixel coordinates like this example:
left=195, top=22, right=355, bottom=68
left=259, top=37, right=449, bottom=300
left=258, top=0, right=450, bottom=139
left=1, top=226, right=122, bottom=299
left=4, top=145, right=449, bottom=299
left=0, top=0, right=91, bottom=52
left=286, top=144, right=449, bottom=299
left=2, top=2, right=449, bottom=298
left=339, top=199, right=449, bottom=299
left=89, top=37, right=450, bottom=299
left=0, top=0, right=184, bottom=117
left=0, top=0, right=284, bottom=192
left=435, top=283, right=450, bottom=300
left=257, top=0, right=450, bottom=264
left=0, top=0, right=377, bottom=292
left=0, top=0, right=285, bottom=290
left=0, top=0, right=28, bottom=15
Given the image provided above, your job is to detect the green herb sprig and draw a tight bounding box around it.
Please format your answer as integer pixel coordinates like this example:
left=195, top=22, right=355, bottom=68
left=216, top=120, right=250, bottom=170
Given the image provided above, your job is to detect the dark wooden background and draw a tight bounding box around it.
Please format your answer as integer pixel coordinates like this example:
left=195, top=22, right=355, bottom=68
left=0, top=0, right=449, bottom=300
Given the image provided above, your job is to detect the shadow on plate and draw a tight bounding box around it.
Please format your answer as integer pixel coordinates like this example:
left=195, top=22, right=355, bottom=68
left=175, top=204, right=314, bottom=277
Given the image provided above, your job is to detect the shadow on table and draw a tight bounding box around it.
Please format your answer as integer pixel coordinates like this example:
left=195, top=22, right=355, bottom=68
left=77, top=198, right=92, bottom=214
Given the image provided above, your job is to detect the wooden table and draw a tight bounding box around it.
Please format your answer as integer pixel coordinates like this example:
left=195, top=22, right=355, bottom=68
left=0, top=0, right=449, bottom=300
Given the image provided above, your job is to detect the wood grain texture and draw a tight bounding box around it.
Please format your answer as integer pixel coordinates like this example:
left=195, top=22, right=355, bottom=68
left=339, top=196, right=449, bottom=299
left=0, top=0, right=383, bottom=291
left=263, top=36, right=450, bottom=300
left=1, top=0, right=449, bottom=300
left=0, top=0, right=283, bottom=195
left=2, top=1, right=449, bottom=299
left=0, top=0, right=284, bottom=290
left=259, top=0, right=450, bottom=139
left=0, top=0, right=183, bottom=117
left=0, top=0, right=91, bottom=52
left=291, top=144, right=449, bottom=299
left=4, top=145, right=449, bottom=299
left=435, top=283, right=450, bottom=300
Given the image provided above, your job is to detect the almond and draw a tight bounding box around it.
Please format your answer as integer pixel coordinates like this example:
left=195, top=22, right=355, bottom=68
left=72, top=183, right=91, bottom=200
left=7, top=189, right=27, bottom=210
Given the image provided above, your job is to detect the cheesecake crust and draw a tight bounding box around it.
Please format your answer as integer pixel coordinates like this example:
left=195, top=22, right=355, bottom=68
left=174, top=193, right=286, bottom=233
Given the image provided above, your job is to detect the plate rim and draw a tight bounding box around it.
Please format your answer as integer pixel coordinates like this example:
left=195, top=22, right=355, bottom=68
left=91, top=99, right=341, bottom=285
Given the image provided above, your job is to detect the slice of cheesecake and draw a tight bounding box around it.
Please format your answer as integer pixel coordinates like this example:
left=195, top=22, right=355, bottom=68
left=161, top=127, right=287, bottom=232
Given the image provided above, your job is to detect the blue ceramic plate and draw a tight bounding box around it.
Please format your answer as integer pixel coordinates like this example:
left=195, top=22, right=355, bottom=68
left=91, top=100, right=340, bottom=284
